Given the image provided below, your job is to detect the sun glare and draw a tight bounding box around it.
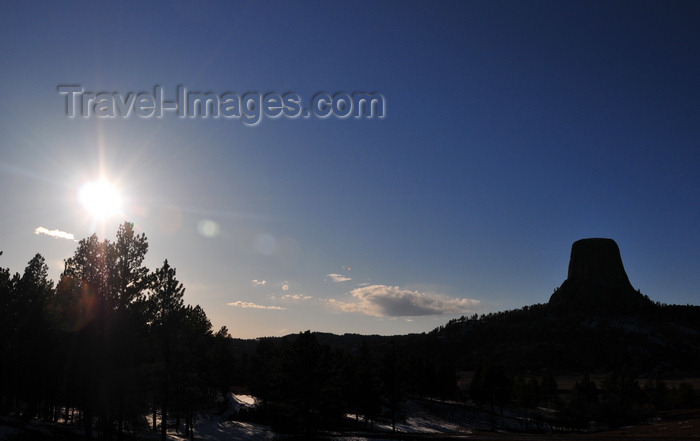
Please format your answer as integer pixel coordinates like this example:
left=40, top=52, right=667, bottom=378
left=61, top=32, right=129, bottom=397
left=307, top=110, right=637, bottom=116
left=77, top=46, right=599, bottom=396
left=78, top=180, right=123, bottom=219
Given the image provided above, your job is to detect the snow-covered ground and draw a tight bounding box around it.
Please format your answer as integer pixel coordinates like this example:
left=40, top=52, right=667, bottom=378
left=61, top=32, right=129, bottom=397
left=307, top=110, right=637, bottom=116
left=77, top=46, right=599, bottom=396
left=165, top=394, right=274, bottom=441
left=168, top=419, right=274, bottom=441
left=0, top=396, right=273, bottom=441
left=372, top=399, right=539, bottom=434
left=188, top=394, right=273, bottom=441
left=218, top=394, right=256, bottom=420
left=1, top=397, right=549, bottom=440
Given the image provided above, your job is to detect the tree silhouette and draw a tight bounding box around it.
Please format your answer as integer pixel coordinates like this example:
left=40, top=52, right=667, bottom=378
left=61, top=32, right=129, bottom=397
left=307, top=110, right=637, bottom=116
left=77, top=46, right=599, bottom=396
left=380, top=341, right=405, bottom=432
left=349, top=340, right=381, bottom=428
left=568, top=373, right=599, bottom=429
left=59, top=226, right=152, bottom=439
left=0, top=265, right=12, bottom=415
left=469, top=364, right=512, bottom=415
left=9, top=254, right=54, bottom=419
left=148, top=259, right=185, bottom=441
left=111, top=223, right=150, bottom=310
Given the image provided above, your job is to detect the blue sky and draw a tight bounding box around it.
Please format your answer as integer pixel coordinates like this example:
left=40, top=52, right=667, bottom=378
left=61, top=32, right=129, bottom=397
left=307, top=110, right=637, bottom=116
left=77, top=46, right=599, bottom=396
left=1, top=1, right=698, bottom=338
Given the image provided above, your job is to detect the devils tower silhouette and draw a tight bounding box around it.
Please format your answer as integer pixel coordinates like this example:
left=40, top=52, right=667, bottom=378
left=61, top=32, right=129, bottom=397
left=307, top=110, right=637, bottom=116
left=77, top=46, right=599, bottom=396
left=549, top=238, right=651, bottom=314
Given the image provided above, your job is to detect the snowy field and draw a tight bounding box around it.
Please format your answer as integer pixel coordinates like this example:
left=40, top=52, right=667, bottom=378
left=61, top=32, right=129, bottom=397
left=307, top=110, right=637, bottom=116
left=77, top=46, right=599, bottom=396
left=0, top=395, right=274, bottom=441
left=0, top=396, right=567, bottom=440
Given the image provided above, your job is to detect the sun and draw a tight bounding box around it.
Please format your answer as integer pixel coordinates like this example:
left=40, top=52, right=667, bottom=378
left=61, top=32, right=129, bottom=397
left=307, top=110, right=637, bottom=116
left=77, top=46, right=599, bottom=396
left=78, top=179, right=123, bottom=219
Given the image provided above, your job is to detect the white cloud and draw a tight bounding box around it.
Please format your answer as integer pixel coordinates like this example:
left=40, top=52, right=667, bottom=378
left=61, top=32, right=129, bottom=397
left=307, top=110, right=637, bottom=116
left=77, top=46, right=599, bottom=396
left=327, top=273, right=351, bottom=282
left=227, top=301, right=286, bottom=310
left=251, top=279, right=267, bottom=286
left=34, top=226, right=76, bottom=241
left=281, top=284, right=289, bottom=291
left=281, top=294, right=312, bottom=301
left=329, top=284, right=479, bottom=317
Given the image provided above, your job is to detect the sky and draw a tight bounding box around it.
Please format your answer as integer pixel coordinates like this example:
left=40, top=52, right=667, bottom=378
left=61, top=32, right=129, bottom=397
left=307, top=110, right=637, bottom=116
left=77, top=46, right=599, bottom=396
left=0, top=1, right=698, bottom=338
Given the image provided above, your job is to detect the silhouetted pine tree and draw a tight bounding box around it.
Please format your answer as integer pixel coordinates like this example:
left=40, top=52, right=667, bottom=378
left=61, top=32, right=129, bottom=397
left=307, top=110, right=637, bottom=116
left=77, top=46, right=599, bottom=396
left=567, top=373, right=599, bottom=429
left=250, top=338, right=277, bottom=412
left=380, top=341, right=405, bottom=432
left=147, top=259, right=185, bottom=441
left=354, top=340, right=381, bottom=428
left=175, top=304, right=213, bottom=438
left=11, top=254, right=54, bottom=419
left=0, top=265, right=12, bottom=415
left=469, top=363, right=512, bottom=415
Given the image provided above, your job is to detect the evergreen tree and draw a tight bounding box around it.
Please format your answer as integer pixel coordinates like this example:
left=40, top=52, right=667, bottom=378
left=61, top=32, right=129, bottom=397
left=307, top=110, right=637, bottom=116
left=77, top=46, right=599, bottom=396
left=469, top=363, right=512, bottom=419
left=148, top=259, right=186, bottom=441
left=250, top=338, right=277, bottom=411
left=59, top=224, right=154, bottom=440
left=110, top=222, right=150, bottom=310
left=540, top=373, right=559, bottom=407
left=0, top=265, right=12, bottom=414
left=354, top=340, right=381, bottom=428
left=380, top=341, right=405, bottom=432
left=12, top=254, right=54, bottom=418
left=210, top=326, right=238, bottom=400
left=568, top=373, right=599, bottom=429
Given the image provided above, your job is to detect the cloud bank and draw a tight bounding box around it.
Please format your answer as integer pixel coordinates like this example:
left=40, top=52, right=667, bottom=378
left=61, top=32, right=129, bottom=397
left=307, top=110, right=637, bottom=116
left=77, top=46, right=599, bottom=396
left=34, top=226, right=75, bottom=241
left=227, top=301, right=285, bottom=310
left=281, top=294, right=312, bottom=301
left=330, top=284, right=479, bottom=317
left=327, top=273, right=351, bottom=282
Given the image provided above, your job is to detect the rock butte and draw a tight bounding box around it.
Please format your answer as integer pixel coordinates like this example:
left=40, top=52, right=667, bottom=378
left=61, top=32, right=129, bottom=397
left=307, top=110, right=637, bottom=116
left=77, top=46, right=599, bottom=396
left=548, top=238, right=650, bottom=314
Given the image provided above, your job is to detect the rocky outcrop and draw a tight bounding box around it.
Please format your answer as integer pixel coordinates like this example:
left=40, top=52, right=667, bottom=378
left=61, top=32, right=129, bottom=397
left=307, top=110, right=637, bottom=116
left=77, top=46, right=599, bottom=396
left=549, top=238, right=650, bottom=314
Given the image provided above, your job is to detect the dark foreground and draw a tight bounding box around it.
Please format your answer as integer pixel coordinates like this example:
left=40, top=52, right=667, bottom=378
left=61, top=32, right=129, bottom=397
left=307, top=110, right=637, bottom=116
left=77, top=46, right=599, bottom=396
left=2, top=409, right=700, bottom=441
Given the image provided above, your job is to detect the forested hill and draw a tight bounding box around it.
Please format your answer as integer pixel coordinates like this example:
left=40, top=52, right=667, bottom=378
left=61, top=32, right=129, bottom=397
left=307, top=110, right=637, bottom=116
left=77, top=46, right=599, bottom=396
left=428, top=301, right=700, bottom=374
left=418, top=238, right=700, bottom=375
left=240, top=299, right=700, bottom=377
